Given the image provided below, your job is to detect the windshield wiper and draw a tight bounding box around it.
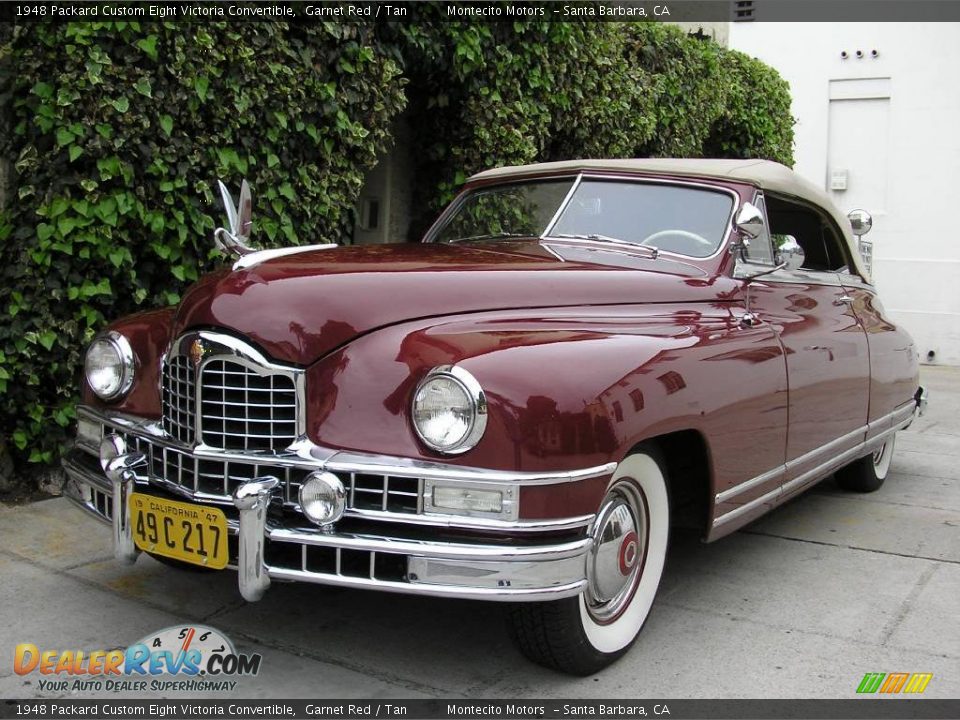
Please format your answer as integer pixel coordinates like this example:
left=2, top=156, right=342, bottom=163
left=448, top=232, right=532, bottom=244
left=547, top=233, right=659, bottom=259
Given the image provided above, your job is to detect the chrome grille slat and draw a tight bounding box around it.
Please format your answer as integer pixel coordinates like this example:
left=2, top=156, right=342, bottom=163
left=161, top=356, right=195, bottom=444
left=199, top=359, right=297, bottom=452
left=162, top=338, right=299, bottom=453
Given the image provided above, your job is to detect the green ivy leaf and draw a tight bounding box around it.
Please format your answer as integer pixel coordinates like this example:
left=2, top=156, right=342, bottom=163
left=110, top=96, right=130, bottom=113
left=69, top=145, right=83, bottom=162
left=136, top=34, right=159, bottom=60
left=159, top=114, right=173, bottom=136
left=194, top=76, right=210, bottom=101
left=55, top=127, right=76, bottom=147
left=38, top=331, right=57, bottom=351
left=32, top=81, right=54, bottom=99
left=134, top=77, right=152, bottom=98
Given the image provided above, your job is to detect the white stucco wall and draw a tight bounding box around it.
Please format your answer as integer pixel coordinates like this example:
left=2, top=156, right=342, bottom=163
left=730, top=22, right=960, bottom=366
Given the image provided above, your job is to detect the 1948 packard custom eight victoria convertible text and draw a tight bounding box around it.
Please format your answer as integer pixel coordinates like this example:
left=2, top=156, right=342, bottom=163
left=64, top=159, right=927, bottom=674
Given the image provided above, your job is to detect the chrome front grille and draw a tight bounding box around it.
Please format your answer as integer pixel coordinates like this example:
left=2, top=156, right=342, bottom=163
left=160, top=332, right=302, bottom=452
left=162, top=356, right=195, bottom=444
left=199, top=360, right=297, bottom=451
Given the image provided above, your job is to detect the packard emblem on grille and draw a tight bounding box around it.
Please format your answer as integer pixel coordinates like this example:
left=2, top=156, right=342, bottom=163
left=213, top=179, right=254, bottom=258
left=190, top=338, right=206, bottom=367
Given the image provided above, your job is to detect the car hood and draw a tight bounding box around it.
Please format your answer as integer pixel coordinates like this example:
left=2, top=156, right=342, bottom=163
left=172, top=241, right=737, bottom=365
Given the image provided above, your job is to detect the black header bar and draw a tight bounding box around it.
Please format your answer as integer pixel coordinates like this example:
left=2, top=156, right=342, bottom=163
left=5, top=1, right=960, bottom=24
left=2, top=699, right=960, bottom=720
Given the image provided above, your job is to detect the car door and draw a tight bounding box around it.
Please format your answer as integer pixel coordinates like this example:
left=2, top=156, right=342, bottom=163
left=838, top=271, right=920, bottom=445
left=742, top=193, right=871, bottom=494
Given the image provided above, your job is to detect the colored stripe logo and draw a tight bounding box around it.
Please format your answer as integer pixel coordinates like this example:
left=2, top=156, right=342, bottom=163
left=857, top=672, right=933, bottom=694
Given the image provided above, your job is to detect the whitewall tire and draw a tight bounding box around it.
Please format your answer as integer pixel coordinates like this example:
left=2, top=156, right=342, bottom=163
left=508, top=449, right=670, bottom=674
left=836, top=433, right=896, bottom=493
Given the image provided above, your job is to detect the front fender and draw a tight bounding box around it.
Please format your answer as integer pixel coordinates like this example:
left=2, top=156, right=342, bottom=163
left=304, top=304, right=750, bottom=473
left=82, top=307, right=176, bottom=418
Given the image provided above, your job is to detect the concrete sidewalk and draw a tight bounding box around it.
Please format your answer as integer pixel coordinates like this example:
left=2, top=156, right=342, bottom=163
left=1, top=367, right=957, bottom=699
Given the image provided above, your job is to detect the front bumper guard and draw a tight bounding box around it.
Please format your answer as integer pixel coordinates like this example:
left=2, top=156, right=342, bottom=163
left=64, top=451, right=591, bottom=603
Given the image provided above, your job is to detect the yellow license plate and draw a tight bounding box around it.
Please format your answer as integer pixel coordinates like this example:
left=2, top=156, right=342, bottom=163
left=129, top=493, right=229, bottom=570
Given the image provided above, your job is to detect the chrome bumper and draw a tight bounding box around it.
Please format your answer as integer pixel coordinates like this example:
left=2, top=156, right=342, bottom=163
left=63, top=418, right=603, bottom=603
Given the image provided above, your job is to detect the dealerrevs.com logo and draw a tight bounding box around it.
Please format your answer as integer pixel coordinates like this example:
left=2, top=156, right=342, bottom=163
left=14, top=625, right=262, bottom=693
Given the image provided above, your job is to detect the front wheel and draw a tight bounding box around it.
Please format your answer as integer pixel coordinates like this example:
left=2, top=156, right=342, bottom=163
left=835, top=433, right=896, bottom=493
left=508, top=451, right=670, bottom=675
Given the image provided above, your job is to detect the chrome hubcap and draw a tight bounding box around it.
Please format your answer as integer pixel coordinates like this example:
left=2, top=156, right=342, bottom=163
left=587, top=482, right=648, bottom=623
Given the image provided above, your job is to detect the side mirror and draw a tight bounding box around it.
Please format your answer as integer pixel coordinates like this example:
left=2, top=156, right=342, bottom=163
left=735, top=202, right=765, bottom=240
left=774, top=235, right=805, bottom=271
left=848, top=208, right=873, bottom=237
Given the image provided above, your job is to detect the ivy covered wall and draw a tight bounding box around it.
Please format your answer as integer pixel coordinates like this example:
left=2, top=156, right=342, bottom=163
left=0, top=20, right=794, bottom=484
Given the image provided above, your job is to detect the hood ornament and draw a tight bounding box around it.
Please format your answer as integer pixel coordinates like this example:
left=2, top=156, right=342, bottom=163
left=214, top=179, right=254, bottom=257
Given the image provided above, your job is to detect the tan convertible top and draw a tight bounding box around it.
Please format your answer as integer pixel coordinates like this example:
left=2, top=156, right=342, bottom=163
left=470, top=159, right=870, bottom=280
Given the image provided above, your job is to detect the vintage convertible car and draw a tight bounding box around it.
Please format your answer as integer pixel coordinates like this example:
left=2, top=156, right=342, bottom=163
left=64, top=159, right=927, bottom=674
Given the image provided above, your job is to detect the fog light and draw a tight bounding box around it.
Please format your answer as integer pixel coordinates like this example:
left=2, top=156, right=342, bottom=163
left=299, top=472, right=346, bottom=526
left=432, top=486, right=503, bottom=514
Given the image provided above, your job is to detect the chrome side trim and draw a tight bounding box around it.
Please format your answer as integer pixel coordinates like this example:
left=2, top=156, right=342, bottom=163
left=712, top=409, right=914, bottom=529
left=324, top=450, right=616, bottom=487
left=785, top=423, right=867, bottom=473
left=715, top=422, right=868, bottom=507
left=715, top=465, right=785, bottom=505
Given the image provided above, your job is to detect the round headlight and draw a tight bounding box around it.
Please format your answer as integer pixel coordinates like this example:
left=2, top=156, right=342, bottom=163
left=299, top=471, right=346, bottom=526
left=412, top=365, right=487, bottom=454
left=84, top=332, right=134, bottom=401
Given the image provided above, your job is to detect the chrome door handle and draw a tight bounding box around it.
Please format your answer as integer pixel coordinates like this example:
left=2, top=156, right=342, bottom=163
left=834, top=295, right=854, bottom=305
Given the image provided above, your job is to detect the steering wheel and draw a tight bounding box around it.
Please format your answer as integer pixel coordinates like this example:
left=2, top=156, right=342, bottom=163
left=640, top=229, right=714, bottom=255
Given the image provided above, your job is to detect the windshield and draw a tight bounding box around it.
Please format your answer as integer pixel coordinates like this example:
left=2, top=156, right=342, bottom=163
left=434, top=177, right=734, bottom=258
left=433, top=180, right=575, bottom=244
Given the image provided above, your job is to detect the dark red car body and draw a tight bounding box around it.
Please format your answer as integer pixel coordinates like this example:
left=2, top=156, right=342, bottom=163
left=65, top=159, right=923, bottom=673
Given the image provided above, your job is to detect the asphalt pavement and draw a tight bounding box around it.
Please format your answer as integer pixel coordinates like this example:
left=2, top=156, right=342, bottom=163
left=1, top=366, right=957, bottom=700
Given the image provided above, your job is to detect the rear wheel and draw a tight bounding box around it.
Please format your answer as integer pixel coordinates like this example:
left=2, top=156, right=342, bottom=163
left=835, top=433, right=896, bottom=493
left=508, top=450, right=670, bottom=675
